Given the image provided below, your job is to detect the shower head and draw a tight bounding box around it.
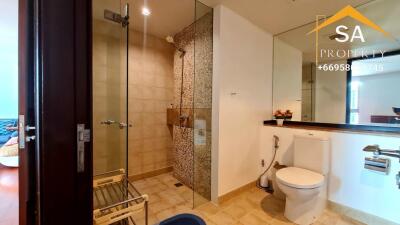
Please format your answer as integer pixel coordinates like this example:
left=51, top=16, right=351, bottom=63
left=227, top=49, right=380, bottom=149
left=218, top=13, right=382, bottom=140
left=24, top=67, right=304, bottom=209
left=165, top=35, right=186, bottom=55
left=166, top=36, right=174, bottom=44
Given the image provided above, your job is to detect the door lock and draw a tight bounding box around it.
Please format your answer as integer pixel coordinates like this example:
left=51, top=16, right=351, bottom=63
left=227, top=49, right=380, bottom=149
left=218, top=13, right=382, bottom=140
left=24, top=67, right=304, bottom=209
left=26, top=136, right=36, bottom=142
left=77, top=124, right=90, bottom=173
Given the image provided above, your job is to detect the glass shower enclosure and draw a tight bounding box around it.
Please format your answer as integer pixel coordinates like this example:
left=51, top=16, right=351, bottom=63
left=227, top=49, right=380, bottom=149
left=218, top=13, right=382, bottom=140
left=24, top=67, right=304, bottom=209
left=92, top=0, right=213, bottom=224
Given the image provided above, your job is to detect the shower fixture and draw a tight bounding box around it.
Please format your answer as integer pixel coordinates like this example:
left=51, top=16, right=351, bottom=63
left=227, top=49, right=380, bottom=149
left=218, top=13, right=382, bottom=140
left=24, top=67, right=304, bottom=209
left=166, top=35, right=187, bottom=127
left=104, top=4, right=129, bottom=27
left=166, top=36, right=186, bottom=57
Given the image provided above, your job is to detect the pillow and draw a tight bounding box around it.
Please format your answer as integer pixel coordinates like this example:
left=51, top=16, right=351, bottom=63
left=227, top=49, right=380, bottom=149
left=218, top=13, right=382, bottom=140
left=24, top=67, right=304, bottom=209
left=0, top=144, right=18, bottom=157
left=11, top=131, right=18, bottom=137
left=5, top=137, right=18, bottom=146
left=0, top=134, right=11, bottom=145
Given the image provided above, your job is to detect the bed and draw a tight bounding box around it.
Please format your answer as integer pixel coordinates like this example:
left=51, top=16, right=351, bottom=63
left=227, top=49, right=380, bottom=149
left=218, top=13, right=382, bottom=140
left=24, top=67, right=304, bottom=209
left=0, top=119, right=18, bottom=167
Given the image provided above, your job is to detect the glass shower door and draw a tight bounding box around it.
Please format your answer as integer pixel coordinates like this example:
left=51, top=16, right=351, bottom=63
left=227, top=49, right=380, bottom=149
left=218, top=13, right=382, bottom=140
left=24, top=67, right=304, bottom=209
left=193, top=0, right=213, bottom=207
left=93, top=0, right=128, bottom=176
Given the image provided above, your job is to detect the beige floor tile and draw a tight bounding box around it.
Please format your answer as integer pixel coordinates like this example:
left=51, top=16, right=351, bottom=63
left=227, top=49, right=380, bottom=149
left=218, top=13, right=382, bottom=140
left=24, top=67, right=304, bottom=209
left=158, top=189, right=186, bottom=205
left=208, top=211, right=238, bottom=225
left=239, top=210, right=272, bottom=225
left=131, top=173, right=362, bottom=225
left=251, top=208, right=275, bottom=221
left=223, top=203, right=249, bottom=219
left=155, top=208, right=178, bottom=221
left=195, top=202, right=220, bottom=218
left=270, top=215, right=294, bottom=225
left=149, top=199, right=174, bottom=214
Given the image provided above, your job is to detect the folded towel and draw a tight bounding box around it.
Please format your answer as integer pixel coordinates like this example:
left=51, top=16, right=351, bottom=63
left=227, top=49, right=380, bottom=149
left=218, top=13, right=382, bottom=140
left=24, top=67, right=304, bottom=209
left=0, top=144, right=18, bottom=157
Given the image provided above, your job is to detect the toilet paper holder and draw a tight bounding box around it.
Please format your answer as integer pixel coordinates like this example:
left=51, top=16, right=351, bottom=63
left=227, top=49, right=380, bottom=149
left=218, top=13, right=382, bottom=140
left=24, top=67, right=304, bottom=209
left=364, top=157, right=390, bottom=174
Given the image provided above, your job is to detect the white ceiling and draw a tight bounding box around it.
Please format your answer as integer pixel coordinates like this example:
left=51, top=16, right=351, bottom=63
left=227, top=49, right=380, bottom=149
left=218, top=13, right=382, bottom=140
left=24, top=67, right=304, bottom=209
left=200, top=0, right=374, bottom=34
left=93, top=0, right=379, bottom=39
left=93, top=0, right=211, bottom=38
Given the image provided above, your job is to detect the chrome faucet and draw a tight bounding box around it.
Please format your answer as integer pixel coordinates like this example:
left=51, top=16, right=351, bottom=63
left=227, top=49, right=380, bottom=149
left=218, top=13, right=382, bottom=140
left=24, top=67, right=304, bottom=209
left=363, top=145, right=400, bottom=159
left=273, top=135, right=280, bottom=148
left=364, top=145, right=400, bottom=189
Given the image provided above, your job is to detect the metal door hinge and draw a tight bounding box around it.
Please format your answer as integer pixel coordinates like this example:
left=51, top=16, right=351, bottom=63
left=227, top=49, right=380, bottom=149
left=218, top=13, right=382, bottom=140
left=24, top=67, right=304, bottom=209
left=77, top=124, right=90, bottom=173
left=19, top=115, right=25, bottom=148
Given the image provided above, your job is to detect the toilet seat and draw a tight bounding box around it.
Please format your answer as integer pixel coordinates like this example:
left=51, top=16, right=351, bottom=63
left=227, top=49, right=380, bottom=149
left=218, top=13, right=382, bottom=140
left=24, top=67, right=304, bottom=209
left=276, top=167, right=324, bottom=189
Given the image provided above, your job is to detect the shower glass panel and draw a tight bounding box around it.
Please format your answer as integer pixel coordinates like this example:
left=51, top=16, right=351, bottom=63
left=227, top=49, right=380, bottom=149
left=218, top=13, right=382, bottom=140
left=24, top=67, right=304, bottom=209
left=193, top=1, right=213, bottom=207
left=92, top=1, right=214, bottom=222
left=128, top=0, right=197, bottom=210
left=92, top=0, right=128, bottom=177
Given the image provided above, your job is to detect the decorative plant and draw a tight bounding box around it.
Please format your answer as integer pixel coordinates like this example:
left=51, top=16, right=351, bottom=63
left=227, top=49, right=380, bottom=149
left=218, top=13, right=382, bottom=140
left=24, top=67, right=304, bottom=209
left=274, top=110, right=293, bottom=120
left=284, top=110, right=293, bottom=119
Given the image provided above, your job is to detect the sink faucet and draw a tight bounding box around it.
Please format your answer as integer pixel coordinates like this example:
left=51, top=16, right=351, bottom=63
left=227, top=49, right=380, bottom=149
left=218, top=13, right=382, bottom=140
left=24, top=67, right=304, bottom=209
left=364, top=145, right=400, bottom=189
left=363, top=145, right=400, bottom=159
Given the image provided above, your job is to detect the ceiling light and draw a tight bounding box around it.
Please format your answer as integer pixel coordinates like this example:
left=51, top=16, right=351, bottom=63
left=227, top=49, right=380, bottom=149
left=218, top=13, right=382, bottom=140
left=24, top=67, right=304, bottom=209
left=142, top=7, right=151, bottom=16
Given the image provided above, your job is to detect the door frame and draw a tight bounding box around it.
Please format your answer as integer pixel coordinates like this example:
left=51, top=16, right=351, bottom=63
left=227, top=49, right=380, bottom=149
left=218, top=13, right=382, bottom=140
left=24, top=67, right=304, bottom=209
left=18, top=0, right=36, bottom=224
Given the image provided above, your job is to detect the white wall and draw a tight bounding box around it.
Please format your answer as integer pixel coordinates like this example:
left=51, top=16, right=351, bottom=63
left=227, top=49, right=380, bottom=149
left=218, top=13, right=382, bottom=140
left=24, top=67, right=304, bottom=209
left=212, top=5, right=273, bottom=198
left=273, top=38, right=303, bottom=121
left=315, top=64, right=347, bottom=124
left=355, top=72, right=400, bottom=124
left=261, top=126, right=400, bottom=224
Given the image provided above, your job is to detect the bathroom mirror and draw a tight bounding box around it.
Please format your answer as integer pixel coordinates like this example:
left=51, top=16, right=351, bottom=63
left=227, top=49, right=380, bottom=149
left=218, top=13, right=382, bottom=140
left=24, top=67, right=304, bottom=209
left=273, top=0, right=400, bottom=129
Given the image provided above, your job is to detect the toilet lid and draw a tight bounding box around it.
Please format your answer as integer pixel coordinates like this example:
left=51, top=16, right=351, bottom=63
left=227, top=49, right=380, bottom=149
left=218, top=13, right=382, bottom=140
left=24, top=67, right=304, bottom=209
left=276, top=167, right=324, bottom=189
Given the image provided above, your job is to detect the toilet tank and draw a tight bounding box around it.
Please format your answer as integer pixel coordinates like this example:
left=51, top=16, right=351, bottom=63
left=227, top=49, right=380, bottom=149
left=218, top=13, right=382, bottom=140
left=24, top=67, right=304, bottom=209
left=294, top=134, right=330, bottom=175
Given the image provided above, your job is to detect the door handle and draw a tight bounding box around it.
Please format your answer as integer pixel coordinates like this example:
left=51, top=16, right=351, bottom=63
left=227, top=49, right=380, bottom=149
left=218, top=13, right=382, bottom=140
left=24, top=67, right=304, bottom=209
left=118, top=122, right=133, bottom=129
left=77, top=124, right=90, bottom=173
left=100, top=120, right=116, bottom=125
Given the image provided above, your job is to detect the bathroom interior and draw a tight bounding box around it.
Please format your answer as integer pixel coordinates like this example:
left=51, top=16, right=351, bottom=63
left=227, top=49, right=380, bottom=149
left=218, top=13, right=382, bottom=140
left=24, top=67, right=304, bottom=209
left=90, top=0, right=400, bottom=225
left=92, top=0, right=213, bottom=224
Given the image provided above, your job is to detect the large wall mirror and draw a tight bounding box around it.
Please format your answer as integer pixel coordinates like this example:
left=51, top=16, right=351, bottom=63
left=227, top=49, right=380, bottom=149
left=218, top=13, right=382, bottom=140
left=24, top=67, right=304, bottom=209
left=273, top=0, right=400, bottom=129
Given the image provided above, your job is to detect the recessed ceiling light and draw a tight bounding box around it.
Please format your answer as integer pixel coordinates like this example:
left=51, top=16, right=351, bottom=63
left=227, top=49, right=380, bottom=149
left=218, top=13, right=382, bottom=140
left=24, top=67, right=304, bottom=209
left=142, top=7, right=151, bottom=16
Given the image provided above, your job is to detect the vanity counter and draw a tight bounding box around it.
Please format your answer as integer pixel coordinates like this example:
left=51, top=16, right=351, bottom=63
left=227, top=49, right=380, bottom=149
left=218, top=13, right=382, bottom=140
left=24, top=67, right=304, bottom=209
left=263, top=120, right=400, bottom=137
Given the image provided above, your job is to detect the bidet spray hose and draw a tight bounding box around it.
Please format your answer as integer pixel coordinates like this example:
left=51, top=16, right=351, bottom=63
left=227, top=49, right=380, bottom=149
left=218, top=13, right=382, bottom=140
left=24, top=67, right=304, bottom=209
left=257, top=135, right=279, bottom=188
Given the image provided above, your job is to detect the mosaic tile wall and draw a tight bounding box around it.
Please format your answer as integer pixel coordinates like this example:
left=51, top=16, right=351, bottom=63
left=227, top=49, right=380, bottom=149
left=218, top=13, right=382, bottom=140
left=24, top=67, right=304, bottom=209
left=172, top=12, right=213, bottom=200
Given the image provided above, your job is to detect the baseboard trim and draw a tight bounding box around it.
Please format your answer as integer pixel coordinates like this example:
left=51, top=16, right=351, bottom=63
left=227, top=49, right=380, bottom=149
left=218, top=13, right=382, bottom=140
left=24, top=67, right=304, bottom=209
left=128, top=166, right=173, bottom=181
left=328, top=200, right=399, bottom=225
left=218, top=180, right=256, bottom=203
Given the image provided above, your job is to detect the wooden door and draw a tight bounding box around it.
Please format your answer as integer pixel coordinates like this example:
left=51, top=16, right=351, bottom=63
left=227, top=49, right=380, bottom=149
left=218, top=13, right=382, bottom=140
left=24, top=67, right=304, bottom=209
left=18, top=0, right=93, bottom=224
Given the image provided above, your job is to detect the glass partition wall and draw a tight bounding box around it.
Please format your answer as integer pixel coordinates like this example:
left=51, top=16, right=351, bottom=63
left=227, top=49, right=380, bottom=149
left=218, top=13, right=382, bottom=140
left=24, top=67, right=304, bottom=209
left=92, top=0, right=213, bottom=223
left=93, top=0, right=128, bottom=176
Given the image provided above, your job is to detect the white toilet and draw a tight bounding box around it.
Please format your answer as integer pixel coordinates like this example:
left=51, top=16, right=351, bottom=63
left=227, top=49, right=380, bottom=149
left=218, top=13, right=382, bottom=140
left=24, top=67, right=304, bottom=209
left=276, top=134, right=330, bottom=225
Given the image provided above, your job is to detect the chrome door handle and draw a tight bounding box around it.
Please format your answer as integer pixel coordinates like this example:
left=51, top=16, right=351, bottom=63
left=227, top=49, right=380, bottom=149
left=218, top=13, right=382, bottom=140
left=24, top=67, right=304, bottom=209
left=100, top=120, right=116, bottom=125
left=118, top=122, right=133, bottom=129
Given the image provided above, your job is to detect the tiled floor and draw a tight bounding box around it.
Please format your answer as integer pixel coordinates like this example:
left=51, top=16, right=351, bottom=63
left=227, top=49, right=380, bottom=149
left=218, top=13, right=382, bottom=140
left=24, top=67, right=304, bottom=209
left=132, top=173, right=364, bottom=225
left=0, top=165, right=18, bottom=225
